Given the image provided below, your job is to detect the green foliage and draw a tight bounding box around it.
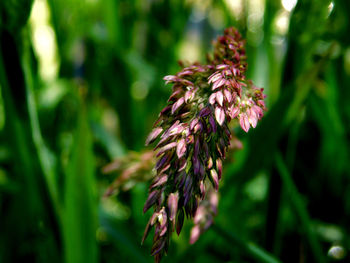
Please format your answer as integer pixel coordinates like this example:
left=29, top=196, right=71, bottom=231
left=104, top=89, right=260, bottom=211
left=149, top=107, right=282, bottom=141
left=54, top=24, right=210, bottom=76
left=0, top=0, right=350, bottom=262
left=0, top=0, right=34, bottom=32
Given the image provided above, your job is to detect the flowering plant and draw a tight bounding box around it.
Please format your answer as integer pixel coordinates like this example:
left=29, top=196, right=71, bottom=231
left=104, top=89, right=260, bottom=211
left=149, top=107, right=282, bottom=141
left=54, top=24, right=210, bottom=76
left=142, top=27, right=266, bottom=262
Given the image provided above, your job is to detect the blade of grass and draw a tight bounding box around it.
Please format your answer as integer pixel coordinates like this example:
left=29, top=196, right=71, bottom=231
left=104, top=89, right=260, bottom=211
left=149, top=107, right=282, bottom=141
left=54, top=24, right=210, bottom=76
left=212, top=224, right=281, bottom=263
left=63, top=93, right=98, bottom=263
left=0, top=30, right=61, bottom=262
left=275, top=152, right=326, bottom=263
left=99, top=208, right=149, bottom=263
left=21, top=35, right=61, bottom=221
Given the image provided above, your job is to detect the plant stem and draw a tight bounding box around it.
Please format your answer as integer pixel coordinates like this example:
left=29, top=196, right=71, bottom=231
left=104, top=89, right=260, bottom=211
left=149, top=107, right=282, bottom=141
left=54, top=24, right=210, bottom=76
left=212, top=224, right=282, bottom=263
left=275, top=152, right=326, bottom=263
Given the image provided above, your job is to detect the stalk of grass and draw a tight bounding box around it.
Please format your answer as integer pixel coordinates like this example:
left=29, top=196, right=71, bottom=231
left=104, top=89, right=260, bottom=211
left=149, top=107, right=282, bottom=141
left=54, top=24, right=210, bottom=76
left=21, top=35, right=61, bottom=221
left=63, top=92, right=98, bottom=263
left=212, top=224, right=282, bottom=263
left=275, top=152, right=326, bottom=263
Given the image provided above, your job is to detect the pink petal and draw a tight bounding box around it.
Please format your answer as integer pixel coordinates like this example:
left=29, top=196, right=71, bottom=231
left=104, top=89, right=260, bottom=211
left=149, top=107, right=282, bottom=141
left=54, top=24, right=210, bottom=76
left=184, top=90, right=193, bottom=102
left=178, top=158, right=187, bottom=171
left=212, top=78, right=225, bottom=90
left=169, top=123, right=184, bottom=136
left=151, top=174, right=168, bottom=188
left=216, top=64, right=228, bottom=70
left=168, top=192, right=179, bottom=221
left=207, top=157, right=213, bottom=169
left=189, top=225, right=201, bottom=244
left=239, top=113, right=250, bottom=132
left=171, top=97, right=185, bottom=114
left=216, top=91, right=224, bottom=106
left=210, top=169, right=219, bottom=191
left=258, top=100, right=266, bottom=108
left=216, top=159, right=222, bottom=180
left=176, top=139, right=187, bottom=159
left=190, top=118, right=199, bottom=131
left=157, top=142, right=177, bottom=155
left=208, top=72, right=221, bottom=84
left=208, top=93, right=216, bottom=104
left=145, top=127, right=163, bottom=145
left=252, top=105, right=263, bottom=118
left=164, top=75, right=179, bottom=84
left=200, top=180, right=205, bottom=198
left=223, top=89, right=232, bottom=103
left=229, top=106, right=240, bottom=119
left=215, top=107, right=225, bottom=126
left=209, top=191, right=219, bottom=214
left=177, top=70, right=193, bottom=77
left=247, top=108, right=258, bottom=128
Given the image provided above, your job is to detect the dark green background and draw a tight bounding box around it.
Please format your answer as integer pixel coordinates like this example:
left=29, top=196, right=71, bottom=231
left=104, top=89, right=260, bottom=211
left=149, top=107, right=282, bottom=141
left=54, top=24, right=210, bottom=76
left=0, top=0, right=349, bottom=262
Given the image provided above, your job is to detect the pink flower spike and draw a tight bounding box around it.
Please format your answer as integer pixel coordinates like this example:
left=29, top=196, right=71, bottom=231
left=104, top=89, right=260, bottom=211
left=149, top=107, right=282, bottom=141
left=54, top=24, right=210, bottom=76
left=239, top=113, right=250, bottom=132
left=216, top=91, right=224, bottom=106
left=215, top=107, right=225, bottom=126
left=176, top=139, right=187, bottom=159
left=171, top=97, right=185, bottom=114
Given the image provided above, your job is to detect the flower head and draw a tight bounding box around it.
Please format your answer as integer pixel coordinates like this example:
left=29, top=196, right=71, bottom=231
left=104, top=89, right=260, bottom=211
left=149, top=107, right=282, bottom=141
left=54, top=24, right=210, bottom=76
left=143, top=27, right=266, bottom=262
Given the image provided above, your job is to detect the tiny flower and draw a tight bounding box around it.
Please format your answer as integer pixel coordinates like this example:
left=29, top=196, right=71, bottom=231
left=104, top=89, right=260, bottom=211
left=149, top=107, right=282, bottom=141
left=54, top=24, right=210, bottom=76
left=168, top=192, right=179, bottom=221
left=176, top=138, right=186, bottom=159
left=171, top=97, right=185, bottom=114
left=223, top=88, right=232, bottom=103
left=216, top=159, right=223, bottom=180
left=151, top=174, right=168, bottom=188
left=239, top=113, right=250, bottom=132
left=209, top=93, right=216, bottom=104
left=156, top=142, right=177, bottom=156
left=216, top=91, right=224, bottom=106
left=215, top=106, right=225, bottom=126
left=189, top=225, right=201, bottom=244
left=210, top=169, right=219, bottom=191
left=146, top=127, right=163, bottom=146
left=143, top=190, right=160, bottom=213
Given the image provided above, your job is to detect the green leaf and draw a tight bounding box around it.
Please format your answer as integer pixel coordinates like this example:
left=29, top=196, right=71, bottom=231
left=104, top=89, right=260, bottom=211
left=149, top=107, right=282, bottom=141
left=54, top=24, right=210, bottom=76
left=1, top=0, right=34, bottom=32
left=63, top=96, right=98, bottom=263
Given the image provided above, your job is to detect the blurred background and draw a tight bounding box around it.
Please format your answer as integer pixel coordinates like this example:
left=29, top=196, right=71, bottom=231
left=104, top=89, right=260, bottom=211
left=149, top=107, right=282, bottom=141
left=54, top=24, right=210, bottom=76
left=0, top=0, right=350, bottom=262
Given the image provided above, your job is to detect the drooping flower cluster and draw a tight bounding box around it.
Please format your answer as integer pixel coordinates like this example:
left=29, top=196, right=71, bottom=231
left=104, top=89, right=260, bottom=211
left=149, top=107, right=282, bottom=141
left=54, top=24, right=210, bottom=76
left=103, top=151, right=155, bottom=196
left=142, top=27, right=266, bottom=262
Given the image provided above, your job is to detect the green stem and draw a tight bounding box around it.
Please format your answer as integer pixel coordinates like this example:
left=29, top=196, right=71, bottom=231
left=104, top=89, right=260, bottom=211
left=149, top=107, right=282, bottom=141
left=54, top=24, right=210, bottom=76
left=275, top=152, right=326, bottom=263
left=212, top=224, right=282, bottom=263
left=21, top=37, right=62, bottom=223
